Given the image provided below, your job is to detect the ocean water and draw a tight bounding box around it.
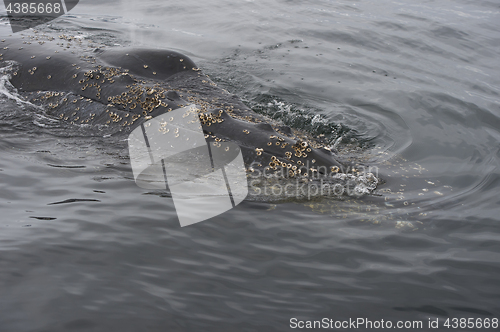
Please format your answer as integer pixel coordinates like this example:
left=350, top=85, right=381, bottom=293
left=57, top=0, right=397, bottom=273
left=0, top=0, right=499, bottom=331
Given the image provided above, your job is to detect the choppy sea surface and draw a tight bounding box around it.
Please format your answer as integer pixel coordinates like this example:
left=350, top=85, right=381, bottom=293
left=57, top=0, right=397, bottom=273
left=0, top=0, right=499, bottom=331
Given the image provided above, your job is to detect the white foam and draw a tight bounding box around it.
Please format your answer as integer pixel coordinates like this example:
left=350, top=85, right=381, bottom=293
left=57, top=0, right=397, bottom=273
left=0, top=61, right=40, bottom=109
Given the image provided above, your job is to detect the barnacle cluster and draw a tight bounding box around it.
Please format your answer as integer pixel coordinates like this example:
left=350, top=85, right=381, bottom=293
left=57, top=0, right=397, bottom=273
left=291, top=140, right=312, bottom=158
left=107, top=84, right=169, bottom=113
left=199, top=110, right=224, bottom=126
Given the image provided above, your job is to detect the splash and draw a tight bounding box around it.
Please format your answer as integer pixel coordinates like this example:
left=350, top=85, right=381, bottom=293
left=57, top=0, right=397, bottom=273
left=0, top=61, right=38, bottom=108
left=252, top=99, right=349, bottom=146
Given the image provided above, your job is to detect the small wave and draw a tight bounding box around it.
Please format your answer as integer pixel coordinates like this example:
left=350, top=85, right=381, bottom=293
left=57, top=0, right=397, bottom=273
left=32, top=113, right=61, bottom=128
left=47, top=164, right=87, bottom=169
left=48, top=198, right=100, bottom=205
left=29, top=216, right=57, bottom=220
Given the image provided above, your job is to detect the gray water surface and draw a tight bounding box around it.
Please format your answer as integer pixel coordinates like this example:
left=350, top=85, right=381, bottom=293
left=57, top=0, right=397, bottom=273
left=0, top=0, right=499, bottom=331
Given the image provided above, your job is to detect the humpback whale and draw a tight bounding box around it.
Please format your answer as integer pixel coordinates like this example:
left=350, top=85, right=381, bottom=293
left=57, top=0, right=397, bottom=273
left=0, top=30, right=378, bottom=198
